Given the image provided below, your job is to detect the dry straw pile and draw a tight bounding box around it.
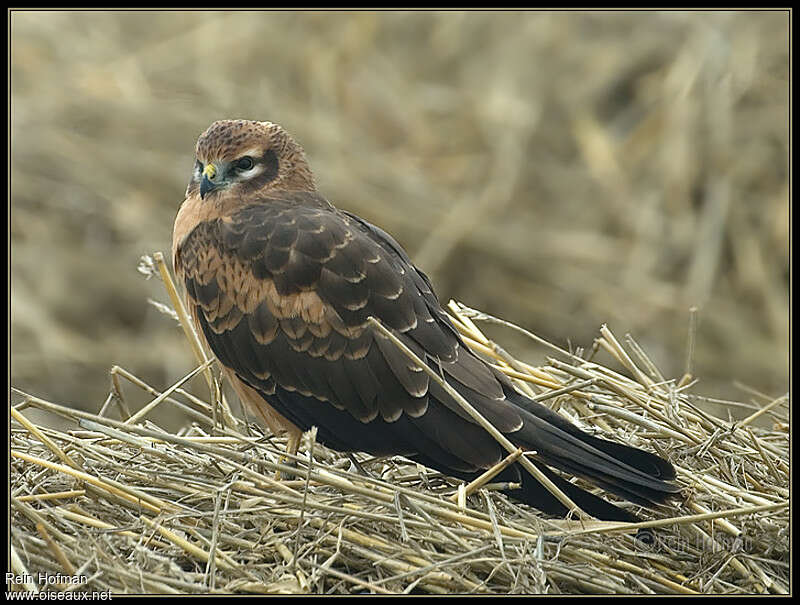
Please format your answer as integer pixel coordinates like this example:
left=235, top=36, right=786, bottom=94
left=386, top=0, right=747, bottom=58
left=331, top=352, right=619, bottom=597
left=11, top=12, right=789, bottom=413
left=10, top=257, right=789, bottom=595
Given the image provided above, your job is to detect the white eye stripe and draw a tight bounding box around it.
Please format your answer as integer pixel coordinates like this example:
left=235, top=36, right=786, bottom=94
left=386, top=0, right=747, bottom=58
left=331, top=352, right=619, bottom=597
left=235, top=165, right=263, bottom=179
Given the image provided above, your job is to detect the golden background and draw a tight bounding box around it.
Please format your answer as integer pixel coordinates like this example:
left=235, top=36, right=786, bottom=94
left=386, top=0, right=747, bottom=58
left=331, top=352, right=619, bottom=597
left=10, top=11, right=789, bottom=424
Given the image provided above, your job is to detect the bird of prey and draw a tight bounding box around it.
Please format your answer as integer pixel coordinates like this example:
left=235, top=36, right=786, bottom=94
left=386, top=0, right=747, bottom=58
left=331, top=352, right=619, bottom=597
left=172, top=120, right=679, bottom=522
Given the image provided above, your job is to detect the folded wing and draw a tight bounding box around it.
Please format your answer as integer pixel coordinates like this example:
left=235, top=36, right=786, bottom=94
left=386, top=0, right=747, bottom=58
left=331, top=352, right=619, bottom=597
left=175, top=191, right=678, bottom=521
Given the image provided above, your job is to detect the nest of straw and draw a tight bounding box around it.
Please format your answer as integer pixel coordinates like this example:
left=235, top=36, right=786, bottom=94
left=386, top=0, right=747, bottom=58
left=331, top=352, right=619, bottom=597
left=10, top=257, right=789, bottom=595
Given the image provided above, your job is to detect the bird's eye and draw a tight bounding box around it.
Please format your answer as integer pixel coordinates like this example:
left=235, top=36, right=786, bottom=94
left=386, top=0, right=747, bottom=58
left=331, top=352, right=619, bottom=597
left=194, top=160, right=203, bottom=175
left=235, top=156, right=255, bottom=171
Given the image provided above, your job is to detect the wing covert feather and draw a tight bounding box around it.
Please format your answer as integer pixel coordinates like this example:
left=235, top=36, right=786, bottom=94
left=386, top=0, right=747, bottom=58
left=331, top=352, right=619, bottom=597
left=176, top=195, right=512, bottom=437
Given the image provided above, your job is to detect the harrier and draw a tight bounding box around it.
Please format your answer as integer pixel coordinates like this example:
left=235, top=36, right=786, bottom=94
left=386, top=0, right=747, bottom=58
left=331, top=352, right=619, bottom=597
left=172, top=120, right=678, bottom=522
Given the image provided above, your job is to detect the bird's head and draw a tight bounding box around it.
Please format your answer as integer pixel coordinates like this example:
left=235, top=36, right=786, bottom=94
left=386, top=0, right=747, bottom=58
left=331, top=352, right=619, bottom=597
left=187, top=120, right=316, bottom=201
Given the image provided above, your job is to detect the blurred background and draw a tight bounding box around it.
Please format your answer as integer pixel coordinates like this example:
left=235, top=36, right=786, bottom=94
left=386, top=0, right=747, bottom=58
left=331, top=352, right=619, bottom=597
left=11, top=11, right=789, bottom=427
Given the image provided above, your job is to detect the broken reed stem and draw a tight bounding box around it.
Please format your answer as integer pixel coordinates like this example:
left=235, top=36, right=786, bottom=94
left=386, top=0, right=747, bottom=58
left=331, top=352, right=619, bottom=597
left=11, top=450, right=167, bottom=515
left=15, top=490, right=86, bottom=503
left=449, top=448, right=523, bottom=503
left=124, top=360, right=214, bottom=424
left=685, top=306, right=699, bottom=380
left=736, top=394, right=787, bottom=429
left=448, top=300, right=584, bottom=364
left=140, top=515, right=236, bottom=572
left=153, top=252, right=214, bottom=393
left=10, top=406, right=80, bottom=471
left=556, top=501, right=787, bottom=539
left=153, top=251, right=238, bottom=430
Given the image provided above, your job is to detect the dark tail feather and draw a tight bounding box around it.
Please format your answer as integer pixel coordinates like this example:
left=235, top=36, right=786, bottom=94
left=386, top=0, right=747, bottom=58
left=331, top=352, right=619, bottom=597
left=504, top=391, right=680, bottom=515
left=539, top=450, right=678, bottom=507
left=410, top=451, right=640, bottom=521
left=508, top=390, right=676, bottom=481
left=506, top=461, right=641, bottom=522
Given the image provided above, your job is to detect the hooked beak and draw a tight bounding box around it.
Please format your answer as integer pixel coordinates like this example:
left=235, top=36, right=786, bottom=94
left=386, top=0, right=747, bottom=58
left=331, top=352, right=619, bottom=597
left=200, top=163, right=219, bottom=199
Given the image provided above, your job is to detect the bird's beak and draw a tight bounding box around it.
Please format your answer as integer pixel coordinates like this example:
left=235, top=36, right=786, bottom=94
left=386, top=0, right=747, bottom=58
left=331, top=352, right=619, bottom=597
left=200, top=163, right=219, bottom=199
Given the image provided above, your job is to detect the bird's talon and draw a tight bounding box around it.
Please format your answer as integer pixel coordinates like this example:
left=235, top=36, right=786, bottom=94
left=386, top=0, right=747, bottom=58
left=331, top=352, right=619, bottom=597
left=274, top=454, right=298, bottom=481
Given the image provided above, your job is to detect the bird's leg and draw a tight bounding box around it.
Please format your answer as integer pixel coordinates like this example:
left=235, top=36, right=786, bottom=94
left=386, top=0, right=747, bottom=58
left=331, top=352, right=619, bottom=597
left=226, top=373, right=305, bottom=480
left=275, top=426, right=303, bottom=480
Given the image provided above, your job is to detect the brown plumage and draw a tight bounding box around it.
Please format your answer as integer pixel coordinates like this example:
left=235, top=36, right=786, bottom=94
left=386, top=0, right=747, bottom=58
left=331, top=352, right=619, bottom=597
left=172, top=119, right=679, bottom=522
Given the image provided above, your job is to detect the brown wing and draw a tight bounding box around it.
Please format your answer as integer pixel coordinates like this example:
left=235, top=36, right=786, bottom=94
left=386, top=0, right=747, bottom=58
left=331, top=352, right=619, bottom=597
left=175, top=191, right=521, bottom=471
left=175, top=191, right=678, bottom=520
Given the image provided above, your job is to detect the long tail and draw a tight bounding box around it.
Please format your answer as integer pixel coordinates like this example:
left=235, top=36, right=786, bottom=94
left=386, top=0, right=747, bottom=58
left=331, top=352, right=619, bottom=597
left=504, top=390, right=679, bottom=521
